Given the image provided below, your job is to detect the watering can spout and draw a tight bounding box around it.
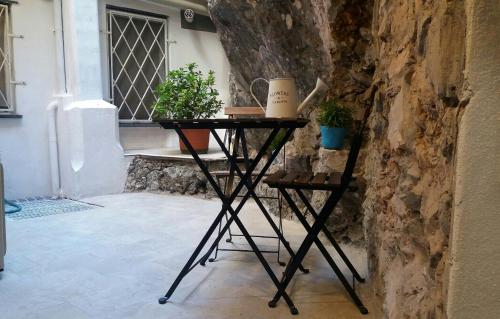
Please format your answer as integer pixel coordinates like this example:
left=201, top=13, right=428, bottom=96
left=297, top=78, right=328, bottom=115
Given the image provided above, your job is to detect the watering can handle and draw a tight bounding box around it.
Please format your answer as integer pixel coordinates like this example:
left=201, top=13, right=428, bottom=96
left=249, top=78, right=269, bottom=113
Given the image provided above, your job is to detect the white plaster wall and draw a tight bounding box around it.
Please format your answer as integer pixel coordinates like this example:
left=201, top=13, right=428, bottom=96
left=0, top=0, right=229, bottom=198
left=0, top=0, right=57, bottom=199
left=447, top=0, right=500, bottom=317
left=98, top=0, right=231, bottom=151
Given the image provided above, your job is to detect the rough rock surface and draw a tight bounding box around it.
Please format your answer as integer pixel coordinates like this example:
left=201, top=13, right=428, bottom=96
left=125, top=156, right=225, bottom=197
left=209, top=0, right=374, bottom=245
left=208, top=0, right=467, bottom=318
left=363, top=1, right=467, bottom=318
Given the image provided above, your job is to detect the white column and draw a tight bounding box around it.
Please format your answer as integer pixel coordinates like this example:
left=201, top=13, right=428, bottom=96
left=56, top=0, right=126, bottom=198
left=447, top=0, right=500, bottom=318
left=63, top=0, right=103, bottom=100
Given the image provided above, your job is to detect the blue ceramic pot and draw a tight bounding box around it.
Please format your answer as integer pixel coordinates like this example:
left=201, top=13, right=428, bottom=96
left=320, top=126, right=346, bottom=150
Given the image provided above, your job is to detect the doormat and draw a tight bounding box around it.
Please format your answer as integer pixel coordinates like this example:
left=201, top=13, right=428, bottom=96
left=5, top=198, right=96, bottom=220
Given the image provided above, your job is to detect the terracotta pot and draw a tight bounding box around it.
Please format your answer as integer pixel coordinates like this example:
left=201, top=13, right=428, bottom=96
left=179, top=129, right=210, bottom=154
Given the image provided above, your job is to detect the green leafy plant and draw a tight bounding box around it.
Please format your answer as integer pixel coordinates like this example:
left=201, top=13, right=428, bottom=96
left=317, top=99, right=353, bottom=128
left=152, top=63, right=223, bottom=120
left=270, top=128, right=287, bottom=151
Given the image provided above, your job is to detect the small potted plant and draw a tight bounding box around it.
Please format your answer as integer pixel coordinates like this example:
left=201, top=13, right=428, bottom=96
left=153, top=63, right=223, bottom=154
left=317, top=99, right=353, bottom=150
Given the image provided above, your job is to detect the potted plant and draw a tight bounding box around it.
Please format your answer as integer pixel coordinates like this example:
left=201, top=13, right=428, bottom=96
left=153, top=63, right=223, bottom=154
left=317, top=99, right=353, bottom=150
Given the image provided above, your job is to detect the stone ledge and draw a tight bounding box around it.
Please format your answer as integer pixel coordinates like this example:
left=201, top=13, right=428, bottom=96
left=124, top=148, right=227, bottom=162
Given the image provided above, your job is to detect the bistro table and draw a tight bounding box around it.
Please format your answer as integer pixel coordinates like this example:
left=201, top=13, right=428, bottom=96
left=156, top=118, right=309, bottom=314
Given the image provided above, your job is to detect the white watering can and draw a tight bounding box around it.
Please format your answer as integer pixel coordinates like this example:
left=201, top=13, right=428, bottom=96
left=250, top=77, right=328, bottom=118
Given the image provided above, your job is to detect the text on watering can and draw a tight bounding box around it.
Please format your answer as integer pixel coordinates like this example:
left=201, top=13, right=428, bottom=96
left=270, top=90, right=290, bottom=104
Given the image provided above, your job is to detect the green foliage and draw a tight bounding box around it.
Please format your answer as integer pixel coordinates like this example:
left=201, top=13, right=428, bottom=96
left=317, top=99, right=353, bottom=128
left=152, top=63, right=223, bottom=120
left=270, top=128, right=287, bottom=151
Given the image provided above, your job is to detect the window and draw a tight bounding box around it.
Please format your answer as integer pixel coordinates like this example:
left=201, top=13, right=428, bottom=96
left=106, top=7, right=168, bottom=122
left=0, top=4, right=13, bottom=112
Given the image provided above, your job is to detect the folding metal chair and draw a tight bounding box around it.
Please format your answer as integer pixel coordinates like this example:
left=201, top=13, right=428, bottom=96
left=263, top=106, right=372, bottom=315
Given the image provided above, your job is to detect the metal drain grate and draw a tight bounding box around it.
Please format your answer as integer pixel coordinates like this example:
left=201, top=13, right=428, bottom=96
left=6, top=198, right=96, bottom=220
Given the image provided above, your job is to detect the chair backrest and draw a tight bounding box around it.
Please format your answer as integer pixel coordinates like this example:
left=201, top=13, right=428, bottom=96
left=341, top=105, right=372, bottom=185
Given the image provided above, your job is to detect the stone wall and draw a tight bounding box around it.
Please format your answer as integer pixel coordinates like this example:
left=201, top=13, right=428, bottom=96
left=364, top=1, right=466, bottom=317
left=125, top=156, right=225, bottom=197
left=208, top=0, right=468, bottom=317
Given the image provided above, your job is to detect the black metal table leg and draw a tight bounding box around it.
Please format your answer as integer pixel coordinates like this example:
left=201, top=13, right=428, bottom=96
left=175, top=127, right=298, bottom=312
left=158, top=201, right=232, bottom=304
left=204, top=128, right=309, bottom=274
left=278, top=188, right=368, bottom=314
left=240, top=130, right=288, bottom=268
left=294, top=189, right=365, bottom=283
left=199, top=128, right=282, bottom=263
left=160, top=126, right=299, bottom=313
left=196, top=128, right=291, bottom=264
left=209, top=129, right=241, bottom=262
left=159, top=127, right=279, bottom=303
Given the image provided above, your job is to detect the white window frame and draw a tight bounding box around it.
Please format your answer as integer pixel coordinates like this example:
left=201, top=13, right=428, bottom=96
left=105, top=5, right=169, bottom=123
left=0, top=3, right=15, bottom=113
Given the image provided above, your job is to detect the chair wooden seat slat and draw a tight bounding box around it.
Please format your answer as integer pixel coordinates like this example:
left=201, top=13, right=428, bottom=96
left=264, top=171, right=341, bottom=190
left=212, top=170, right=269, bottom=177
left=264, top=170, right=287, bottom=184
left=328, top=172, right=342, bottom=186
left=294, top=172, right=313, bottom=185
left=280, top=172, right=300, bottom=184
left=310, top=172, right=327, bottom=186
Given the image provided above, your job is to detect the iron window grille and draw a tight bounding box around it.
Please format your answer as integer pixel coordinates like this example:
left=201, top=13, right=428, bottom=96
left=106, top=7, right=168, bottom=122
left=0, top=4, right=14, bottom=113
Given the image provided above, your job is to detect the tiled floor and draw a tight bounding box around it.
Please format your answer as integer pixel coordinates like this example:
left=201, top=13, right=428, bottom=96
left=0, top=193, right=380, bottom=318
